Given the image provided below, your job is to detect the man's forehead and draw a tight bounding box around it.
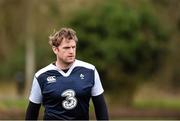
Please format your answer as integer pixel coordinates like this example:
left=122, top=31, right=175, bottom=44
left=60, top=39, right=76, bottom=46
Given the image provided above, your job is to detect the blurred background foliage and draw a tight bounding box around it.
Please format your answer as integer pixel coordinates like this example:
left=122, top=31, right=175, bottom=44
left=68, top=0, right=170, bottom=105
left=0, top=0, right=180, bottom=110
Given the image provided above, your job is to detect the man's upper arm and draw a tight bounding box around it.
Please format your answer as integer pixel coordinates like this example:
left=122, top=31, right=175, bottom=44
left=91, top=68, right=104, bottom=96
left=29, top=77, right=42, bottom=104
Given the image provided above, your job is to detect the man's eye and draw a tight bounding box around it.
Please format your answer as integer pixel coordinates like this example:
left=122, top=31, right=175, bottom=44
left=64, top=47, right=69, bottom=49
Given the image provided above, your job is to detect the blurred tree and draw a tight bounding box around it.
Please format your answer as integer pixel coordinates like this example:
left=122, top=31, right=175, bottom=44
left=0, top=0, right=26, bottom=79
left=68, top=0, right=170, bottom=106
left=150, top=0, right=180, bottom=92
left=24, top=0, right=36, bottom=95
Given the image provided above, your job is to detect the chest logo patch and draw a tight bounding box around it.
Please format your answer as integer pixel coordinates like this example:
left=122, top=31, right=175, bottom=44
left=61, top=89, right=77, bottom=110
left=47, top=76, right=56, bottom=83
left=80, top=74, right=84, bottom=79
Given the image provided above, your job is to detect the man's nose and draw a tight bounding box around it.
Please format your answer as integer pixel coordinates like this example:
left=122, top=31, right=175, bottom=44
left=69, top=47, right=74, bottom=53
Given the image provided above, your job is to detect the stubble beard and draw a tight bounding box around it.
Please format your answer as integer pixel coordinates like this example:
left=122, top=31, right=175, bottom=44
left=57, top=56, right=75, bottom=69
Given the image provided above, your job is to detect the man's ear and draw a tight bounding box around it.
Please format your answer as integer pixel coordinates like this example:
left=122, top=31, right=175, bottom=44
left=52, top=46, right=58, bottom=54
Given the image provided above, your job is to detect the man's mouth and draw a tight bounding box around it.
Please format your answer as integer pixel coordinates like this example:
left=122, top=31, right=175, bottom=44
left=68, top=56, right=74, bottom=58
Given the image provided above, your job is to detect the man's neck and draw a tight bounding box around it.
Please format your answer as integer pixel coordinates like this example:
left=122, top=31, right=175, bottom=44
left=55, top=60, right=74, bottom=70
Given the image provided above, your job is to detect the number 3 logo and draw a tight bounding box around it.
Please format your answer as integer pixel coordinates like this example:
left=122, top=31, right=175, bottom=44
left=61, top=89, right=77, bottom=110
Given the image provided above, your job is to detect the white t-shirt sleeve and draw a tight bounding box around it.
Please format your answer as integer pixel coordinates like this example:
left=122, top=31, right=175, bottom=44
left=91, top=68, right=104, bottom=96
left=29, top=76, right=42, bottom=104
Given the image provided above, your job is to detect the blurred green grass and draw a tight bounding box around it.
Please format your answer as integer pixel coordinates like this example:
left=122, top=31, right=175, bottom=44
left=1, top=97, right=180, bottom=120
left=0, top=98, right=28, bottom=110
left=134, top=99, right=180, bottom=110
left=1, top=97, right=180, bottom=110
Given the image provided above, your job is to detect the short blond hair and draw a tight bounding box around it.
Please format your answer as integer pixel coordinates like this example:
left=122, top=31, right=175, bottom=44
left=49, top=28, right=78, bottom=47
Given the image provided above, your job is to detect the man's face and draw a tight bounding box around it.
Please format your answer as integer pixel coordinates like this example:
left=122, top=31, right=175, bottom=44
left=53, top=38, right=76, bottom=65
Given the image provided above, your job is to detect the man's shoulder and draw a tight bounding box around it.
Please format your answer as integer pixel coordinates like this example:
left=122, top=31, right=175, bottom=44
left=75, top=59, right=95, bottom=70
left=35, top=63, right=55, bottom=77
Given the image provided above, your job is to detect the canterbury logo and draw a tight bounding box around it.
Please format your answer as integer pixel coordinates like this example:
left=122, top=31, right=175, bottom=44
left=47, top=76, right=56, bottom=83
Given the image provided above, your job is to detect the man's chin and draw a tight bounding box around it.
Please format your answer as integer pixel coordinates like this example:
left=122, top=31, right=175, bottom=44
left=66, top=59, right=75, bottom=64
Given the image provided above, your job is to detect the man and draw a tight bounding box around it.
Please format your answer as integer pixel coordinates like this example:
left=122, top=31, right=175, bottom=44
left=25, top=27, right=109, bottom=120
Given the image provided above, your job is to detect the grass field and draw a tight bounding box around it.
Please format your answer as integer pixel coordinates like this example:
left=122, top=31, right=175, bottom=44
left=1, top=98, right=180, bottom=120
left=0, top=81, right=180, bottom=119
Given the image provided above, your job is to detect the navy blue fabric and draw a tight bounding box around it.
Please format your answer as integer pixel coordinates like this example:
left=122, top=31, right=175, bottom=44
left=25, top=101, right=41, bottom=120
left=92, top=94, right=109, bottom=120
left=36, top=67, right=94, bottom=120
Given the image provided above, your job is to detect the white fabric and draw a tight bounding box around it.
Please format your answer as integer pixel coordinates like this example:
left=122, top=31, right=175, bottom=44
left=29, top=77, right=42, bottom=104
left=91, top=68, right=104, bottom=96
